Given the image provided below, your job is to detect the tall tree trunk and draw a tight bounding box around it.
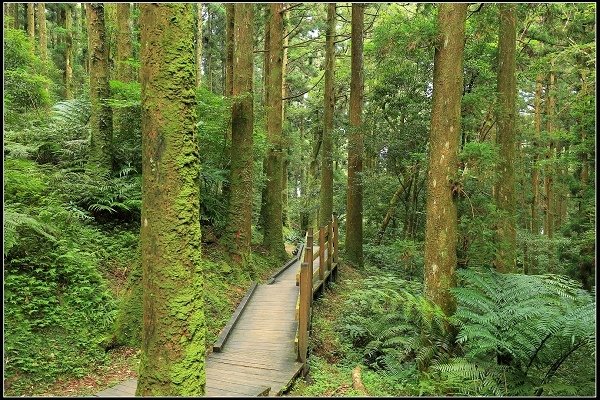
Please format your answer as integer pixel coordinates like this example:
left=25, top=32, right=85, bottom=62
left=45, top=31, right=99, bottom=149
left=86, top=3, right=113, bottom=173
left=116, top=3, right=134, bottom=82
left=206, top=10, right=212, bottom=92
left=221, top=4, right=234, bottom=202
left=11, top=3, right=19, bottom=29
left=137, top=4, right=205, bottom=396
left=345, top=3, right=365, bottom=268
left=531, top=74, right=543, bottom=234
left=494, top=4, right=517, bottom=273
left=281, top=8, right=289, bottom=227
left=423, top=3, right=467, bottom=316
left=27, top=3, right=35, bottom=43
left=37, top=3, right=47, bottom=63
left=262, top=3, right=286, bottom=259
left=224, top=4, right=234, bottom=96
left=65, top=5, right=74, bottom=99
left=226, top=4, right=254, bottom=265
left=544, top=69, right=555, bottom=239
left=196, top=3, right=203, bottom=87
left=319, top=3, right=336, bottom=228
left=259, top=5, right=271, bottom=231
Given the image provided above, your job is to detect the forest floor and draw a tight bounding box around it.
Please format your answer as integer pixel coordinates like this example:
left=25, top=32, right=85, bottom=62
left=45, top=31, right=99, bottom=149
left=37, top=347, right=139, bottom=397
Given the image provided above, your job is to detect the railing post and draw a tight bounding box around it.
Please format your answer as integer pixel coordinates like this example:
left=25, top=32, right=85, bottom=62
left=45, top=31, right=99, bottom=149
left=298, top=261, right=311, bottom=363
left=319, top=226, right=325, bottom=282
left=327, top=222, right=333, bottom=273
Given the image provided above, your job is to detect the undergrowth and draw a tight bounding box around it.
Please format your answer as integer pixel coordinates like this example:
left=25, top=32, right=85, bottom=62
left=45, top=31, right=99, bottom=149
left=288, top=261, right=595, bottom=397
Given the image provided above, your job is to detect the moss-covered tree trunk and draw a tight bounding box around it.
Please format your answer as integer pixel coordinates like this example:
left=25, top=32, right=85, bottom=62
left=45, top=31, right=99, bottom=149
left=116, top=3, right=134, bottom=82
left=226, top=4, right=254, bottom=265
left=86, top=3, right=113, bottom=173
left=137, top=3, right=205, bottom=396
left=196, top=3, right=203, bottom=87
left=345, top=3, right=364, bottom=268
left=531, top=74, right=543, bottom=234
left=319, top=3, right=336, bottom=228
left=262, top=3, right=286, bottom=259
left=36, top=3, right=47, bottom=63
left=423, top=3, right=467, bottom=316
left=64, top=5, right=74, bottom=99
left=27, top=3, right=34, bottom=43
left=494, top=4, right=517, bottom=273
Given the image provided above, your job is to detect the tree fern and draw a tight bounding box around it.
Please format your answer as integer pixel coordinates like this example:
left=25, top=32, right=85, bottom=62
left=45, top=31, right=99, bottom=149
left=439, top=269, right=596, bottom=396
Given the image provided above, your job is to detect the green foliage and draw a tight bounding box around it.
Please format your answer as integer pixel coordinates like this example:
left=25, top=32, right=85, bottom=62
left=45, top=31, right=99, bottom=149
left=363, top=240, right=423, bottom=278
left=433, top=269, right=596, bottom=396
left=3, top=28, right=53, bottom=115
left=339, top=274, right=453, bottom=373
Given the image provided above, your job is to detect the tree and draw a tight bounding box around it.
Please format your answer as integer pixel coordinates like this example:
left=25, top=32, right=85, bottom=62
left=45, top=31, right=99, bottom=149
left=196, top=3, right=204, bottom=87
left=319, top=3, right=336, bottom=228
left=86, top=3, right=113, bottom=173
left=226, top=4, right=254, bottom=265
left=224, top=4, right=234, bottom=96
left=494, top=4, right=517, bottom=273
left=137, top=3, right=205, bottom=396
left=116, top=3, right=134, bottom=82
left=27, top=3, right=34, bottom=43
left=262, top=3, right=286, bottom=258
left=544, top=67, right=555, bottom=239
left=36, top=3, right=47, bottom=63
left=345, top=3, right=365, bottom=268
left=64, top=4, right=74, bottom=99
left=423, top=3, right=467, bottom=316
left=531, top=74, right=543, bottom=235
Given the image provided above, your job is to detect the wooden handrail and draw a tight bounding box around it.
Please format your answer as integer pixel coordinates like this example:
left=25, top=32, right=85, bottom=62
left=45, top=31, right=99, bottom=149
left=296, top=215, right=341, bottom=363
left=297, top=261, right=311, bottom=363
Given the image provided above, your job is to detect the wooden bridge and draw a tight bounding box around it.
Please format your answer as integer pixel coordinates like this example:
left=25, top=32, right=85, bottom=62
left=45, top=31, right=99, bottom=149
left=96, top=216, right=340, bottom=397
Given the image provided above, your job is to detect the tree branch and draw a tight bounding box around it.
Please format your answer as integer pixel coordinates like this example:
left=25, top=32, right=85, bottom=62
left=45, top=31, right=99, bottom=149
left=283, top=72, right=325, bottom=101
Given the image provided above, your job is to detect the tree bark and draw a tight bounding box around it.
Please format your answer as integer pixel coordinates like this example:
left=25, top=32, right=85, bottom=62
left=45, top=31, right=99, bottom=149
left=319, top=3, right=336, bottom=228
left=86, top=3, right=113, bottom=172
left=37, top=3, right=47, bottom=63
left=116, top=3, right=134, bottom=82
left=345, top=3, right=365, bottom=268
left=262, top=3, right=286, bottom=259
left=196, top=3, right=203, bottom=87
left=27, top=3, right=35, bottom=42
left=224, top=4, right=234, bottom=96
left=137, top=4, right=205, bottom=396
left=65, top=5, right=74, bottom=99
left=281, top=7, right=289, bottom=227
left=494, top=4, right=517, bottom=273
left=423, top=3, right=467, bottom=316
left=531, top=74, right=543, bottom=234
left=544, top=69, right=555, bottom=239
left=226, top=4, right=254, bottom=265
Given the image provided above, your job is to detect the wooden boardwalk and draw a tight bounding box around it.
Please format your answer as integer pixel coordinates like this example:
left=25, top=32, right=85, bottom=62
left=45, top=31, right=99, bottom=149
left=97, top=220, right=338, bottom=397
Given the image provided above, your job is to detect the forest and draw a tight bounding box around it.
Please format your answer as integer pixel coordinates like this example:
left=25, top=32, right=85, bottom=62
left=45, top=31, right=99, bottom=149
left=3, top=2, right=596, bottom=397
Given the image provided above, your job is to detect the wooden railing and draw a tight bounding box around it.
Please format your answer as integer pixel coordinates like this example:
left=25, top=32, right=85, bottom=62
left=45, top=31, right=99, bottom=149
left=296, top=214, right=340, bottom=366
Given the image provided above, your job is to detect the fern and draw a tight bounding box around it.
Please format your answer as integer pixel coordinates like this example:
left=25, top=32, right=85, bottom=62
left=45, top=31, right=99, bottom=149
left=438, top=269, right=596, bottom=396
left=4, top=207, right=57, bottom=256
